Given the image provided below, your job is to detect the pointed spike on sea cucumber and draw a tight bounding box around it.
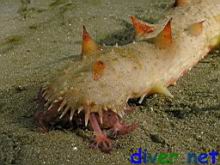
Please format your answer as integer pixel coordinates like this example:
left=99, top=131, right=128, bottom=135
left=154, top=18, right=172, bottom=49
left=112, top=109, right=117, bottom=114
left=84, top=110, right=90, bottom=126
left=69, top=109, right=76, bottom=121
left=42, top=90, right=47, bottom=98
left=103, top=106, right=108, bottom=111
left=130, top=16, right=154, bottom=39
left=81, top=25, right=101, bottom=56
left=44, top=101, right=50, bottom=107
left=118, top=110, right=125, bottom=118
left=60, top=106, right=70, bottom=119
left=42, top=86, right=48, bottom=91
left=209, top=35, right=220, bottom=49
left=57, top=100, right=66, bottom=112
left=41, top=88, right=45, bottom=95
left=78, top=107, right=83, bottom=114
left=150, top=83, right=174, bottom=98
left=44, top=94, right=50, bottom=101
left=98, top=110, right=103, bottom=124
left=48, top=104, right=54, bottom=110
left=53, top=99, right=59, bottom=103
left=138, top=94, right=146, bottom=104
left=188, top=21, right=205, bottom=36
left=174, top=0, right=188, bottom=7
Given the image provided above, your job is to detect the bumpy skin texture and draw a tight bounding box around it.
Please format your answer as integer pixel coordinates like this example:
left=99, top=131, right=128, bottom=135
left=35, top=0, right=220, bottom=153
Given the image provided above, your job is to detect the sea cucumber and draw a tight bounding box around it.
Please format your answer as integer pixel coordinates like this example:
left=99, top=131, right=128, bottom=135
left=34, top=0, right=220, bottom=153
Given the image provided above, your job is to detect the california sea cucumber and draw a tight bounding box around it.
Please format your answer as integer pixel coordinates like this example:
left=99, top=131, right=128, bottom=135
left=34, top=0, right=220, bottom=153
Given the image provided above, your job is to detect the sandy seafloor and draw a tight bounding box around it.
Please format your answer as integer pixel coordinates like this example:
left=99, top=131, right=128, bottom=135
left=0, top=0, right=219, bottom=164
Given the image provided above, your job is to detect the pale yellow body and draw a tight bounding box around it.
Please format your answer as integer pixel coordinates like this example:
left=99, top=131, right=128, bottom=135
left=43, top=0, right=220, bottom=123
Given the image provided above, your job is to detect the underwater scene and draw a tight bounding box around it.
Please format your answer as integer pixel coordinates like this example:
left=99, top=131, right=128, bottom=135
left=0, top=0, right=219, bottom=164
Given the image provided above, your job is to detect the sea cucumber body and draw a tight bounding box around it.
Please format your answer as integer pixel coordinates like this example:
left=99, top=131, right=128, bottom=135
left=43, top=0, right=220, bottom=118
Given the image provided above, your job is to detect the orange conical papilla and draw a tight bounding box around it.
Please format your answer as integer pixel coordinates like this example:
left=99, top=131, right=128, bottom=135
left=154, top=18, right=173, bottom=49
left=188, top=21, right=205, bottom=36
left=81, top=26, right=101, bottom=56
left=130, top=16, right=154, bottom=39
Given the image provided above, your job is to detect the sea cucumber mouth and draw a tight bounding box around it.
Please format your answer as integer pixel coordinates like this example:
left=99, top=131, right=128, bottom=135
left=35, top=84, right=138, bottom=153
left=35, top=87, right=137, bottom=135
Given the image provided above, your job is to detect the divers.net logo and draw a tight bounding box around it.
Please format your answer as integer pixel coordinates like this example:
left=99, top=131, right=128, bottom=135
left=130, top=148, right=219, bottom=164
